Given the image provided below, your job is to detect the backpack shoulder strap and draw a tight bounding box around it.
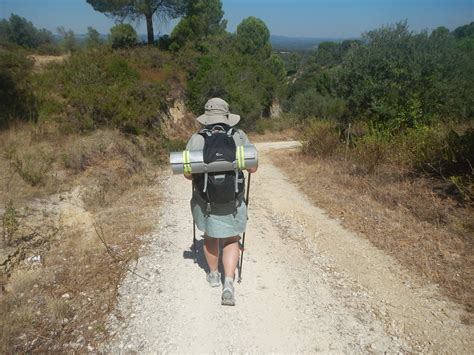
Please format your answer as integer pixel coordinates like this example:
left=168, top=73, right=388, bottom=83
left=198, top=127, right=212, bottom=137
left=226, top=127, right=236, bottom=137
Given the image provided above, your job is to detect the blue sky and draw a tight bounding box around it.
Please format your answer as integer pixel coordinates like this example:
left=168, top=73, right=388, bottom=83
left=0, top=0, right=472, bottom=38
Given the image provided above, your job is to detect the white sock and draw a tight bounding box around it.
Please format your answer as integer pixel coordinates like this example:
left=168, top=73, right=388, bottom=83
left=224, top=277, right=234, bottom=287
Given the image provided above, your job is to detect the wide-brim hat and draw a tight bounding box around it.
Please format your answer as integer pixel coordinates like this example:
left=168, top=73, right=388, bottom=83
left=196, top=97, right=240, bottom=127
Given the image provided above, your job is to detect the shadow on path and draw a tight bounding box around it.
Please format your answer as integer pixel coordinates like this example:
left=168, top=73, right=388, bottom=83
left=183, top=239, right=208, bottom=273
left=183, top=238, right=235, bottom=283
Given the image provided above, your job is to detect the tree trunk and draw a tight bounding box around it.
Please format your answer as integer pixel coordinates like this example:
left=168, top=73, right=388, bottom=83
left=145, top=13, right=154, bottom=44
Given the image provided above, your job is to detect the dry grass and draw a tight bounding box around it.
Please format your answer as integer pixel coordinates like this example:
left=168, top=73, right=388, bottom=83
left=248, top=127, right=300, bottom=143
left=0, top=123, right=164, bottom=352
left=273, top=150, right=474, bottom=322
left=29, top=54, right=67, bottom=71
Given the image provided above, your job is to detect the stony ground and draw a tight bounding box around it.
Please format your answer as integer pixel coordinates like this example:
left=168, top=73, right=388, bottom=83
left=103, top=141, right=473, bottom=354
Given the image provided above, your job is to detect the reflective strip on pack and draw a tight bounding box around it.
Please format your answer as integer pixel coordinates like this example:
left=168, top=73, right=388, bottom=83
left=241, top=146, right=246, bottom=169
left=236, top=146, right=241, bottom=169
left=236, top=147, right=240, bottom=169
left=183, top=150, right=192, bottom=174
left=237, top=146, right=246, bottom=169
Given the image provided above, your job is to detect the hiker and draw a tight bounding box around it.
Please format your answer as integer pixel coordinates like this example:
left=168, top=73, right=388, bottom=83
left=184, top=97, right=257, bottom=306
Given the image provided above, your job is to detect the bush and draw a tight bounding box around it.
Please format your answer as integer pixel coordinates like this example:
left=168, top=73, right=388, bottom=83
left=2, top=200, right=19, bottom=246
left=61, top=130, right=145, bottom=174
left=109, top=24, right=137, bottom=49
left=0, top=47, right=37, bottom=128
left=391, top=126, right=444, bottom=171
left=352, top=129, right=392, bottom=175
left=293, top=90, right=347, bottom=121
left=57, top=27, right=79, bottom=53
left=38, top=49, right=168, bottom=132
left=407, top=127, right=474, bottom=201
left=6, top=145, right=54, bottom=186
left=302, top=120, right=341, bottom=158
left=253, top=115, right=297, bottom=134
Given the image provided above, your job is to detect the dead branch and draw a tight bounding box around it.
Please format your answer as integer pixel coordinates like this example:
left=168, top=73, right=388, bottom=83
left=93, top=223, right=150, bottom=282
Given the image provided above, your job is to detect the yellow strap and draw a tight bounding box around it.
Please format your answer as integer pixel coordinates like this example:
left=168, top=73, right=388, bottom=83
left=237, top=146, right=245, bottom=169
left=187, top=150, right=192, bottom=174
left=183, top=150, right=192, bottom=174
left=182, top=151, right=187, bottom=174
left=240, top=146, right=245, bottom=169
left=236, top=146, right=241, bottom=169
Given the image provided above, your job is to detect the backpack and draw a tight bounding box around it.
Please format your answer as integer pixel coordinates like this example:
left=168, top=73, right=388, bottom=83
left=193, top=124, right=245, bottom=206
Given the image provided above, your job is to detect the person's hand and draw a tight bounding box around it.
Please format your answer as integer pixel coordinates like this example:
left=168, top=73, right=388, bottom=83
left=247, top=167, right=257, bottom=174
left=184, top=173, right=193, bottom=180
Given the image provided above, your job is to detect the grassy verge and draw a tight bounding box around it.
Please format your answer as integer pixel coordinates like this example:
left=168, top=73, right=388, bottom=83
left=0, top=124, right=165, bottom=352
left=273, top=147, right=473, bottom=323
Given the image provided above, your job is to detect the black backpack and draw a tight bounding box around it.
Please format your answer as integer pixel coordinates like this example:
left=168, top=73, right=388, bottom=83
left=194, top=124, right=244, bottom=205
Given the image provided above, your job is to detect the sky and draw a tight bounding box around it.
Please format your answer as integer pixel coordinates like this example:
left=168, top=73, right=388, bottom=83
left=0, top=0, right=472, bottom=38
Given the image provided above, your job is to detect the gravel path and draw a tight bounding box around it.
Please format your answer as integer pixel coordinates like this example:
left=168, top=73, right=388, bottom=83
left=104, top=141, right=472, bottom=354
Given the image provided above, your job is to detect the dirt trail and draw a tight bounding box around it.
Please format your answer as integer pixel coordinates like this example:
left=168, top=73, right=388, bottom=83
left=105, top=141, right=472, bottom=353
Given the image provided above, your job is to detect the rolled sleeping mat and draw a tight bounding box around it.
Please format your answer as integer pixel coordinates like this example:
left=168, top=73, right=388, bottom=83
left=170, top=145, right=258, bottom=175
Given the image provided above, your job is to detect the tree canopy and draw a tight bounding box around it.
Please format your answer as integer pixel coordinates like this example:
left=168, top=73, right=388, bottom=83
left=184, top=16, right=284, bottom=125
left=288, top=21, right=474, bottom=127
left=171, top=0, right=226, bottom=49
left=109, top=23, right=138, bottom=49
left=86, top=27, right=103, bottom=48
left=235, top=16, right=271, bottom=59
left=86, top=0, right=186, bottom=44
left=0, top=14, right=54, bottom=50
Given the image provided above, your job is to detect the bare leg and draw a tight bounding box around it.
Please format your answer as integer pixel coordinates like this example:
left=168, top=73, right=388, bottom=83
left=204, top=236, right=219, bottom=272
left=222, top=236, right=240, bottom=278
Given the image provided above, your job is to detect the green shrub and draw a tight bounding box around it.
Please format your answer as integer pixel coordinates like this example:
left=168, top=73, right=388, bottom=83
left=393, top=126, right=474, bottom=200
left=302, top=119, right=341, bottom=158
left=352, top=129, right=392, bottom=174
left=253, top=115, right=297, bottom=134
left=443, top=128, right=474, bottom=176
left=391, top=126, right=444, bottom=171
left=293, top=90, right=347, bottom=121
left=0, top=47, right=37, bottom=128
left=2, top=200, right=19, bottom=246
left=164, top=138, right=186, bottom=152
left=109, top=24, right=137, bottom=49
left=254, top=119, right=271, bottom=135
left=104, top=55, right=140, bottom=82
left=57, top=27, right=79, bottom=53
left=39, top=49, right=168, bottom=132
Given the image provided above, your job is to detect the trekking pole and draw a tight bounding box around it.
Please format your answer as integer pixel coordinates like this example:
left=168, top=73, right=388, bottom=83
left=192, top=181, right=197, bottom=262
left=238, top=172, right=252, bottom=283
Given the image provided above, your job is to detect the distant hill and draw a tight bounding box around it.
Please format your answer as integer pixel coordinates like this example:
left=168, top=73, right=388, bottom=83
left=270, top=35, right=349, bottom=52
left=66, top=33, right=350, bottom=52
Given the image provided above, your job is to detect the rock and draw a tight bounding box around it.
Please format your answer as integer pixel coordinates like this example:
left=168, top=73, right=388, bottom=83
left=62, top=293, right=71, bottom=299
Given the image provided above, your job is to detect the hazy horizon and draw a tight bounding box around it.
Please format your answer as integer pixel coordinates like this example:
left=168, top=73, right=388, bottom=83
left=1, top=0, right=472, bottom=38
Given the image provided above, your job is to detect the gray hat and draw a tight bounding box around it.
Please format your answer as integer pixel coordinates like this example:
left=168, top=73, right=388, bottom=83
left=196, top=98, right=241, bottom=127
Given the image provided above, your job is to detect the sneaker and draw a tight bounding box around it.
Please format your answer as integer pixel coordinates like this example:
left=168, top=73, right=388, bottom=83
left=206, top=271, right=221, bottom=287
left=221, top=283, right=235, bottom=306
